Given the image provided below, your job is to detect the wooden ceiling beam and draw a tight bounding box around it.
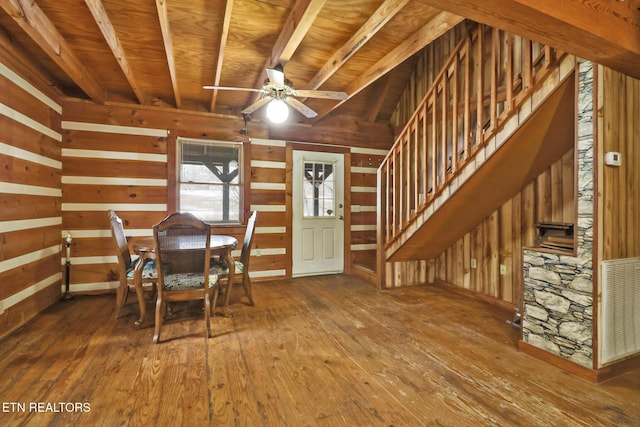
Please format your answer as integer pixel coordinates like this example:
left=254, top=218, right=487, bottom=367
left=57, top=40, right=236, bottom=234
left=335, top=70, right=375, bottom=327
left=364, top=71, right=394, bottom=123
left=155, top=0, right=181, bottom=108
left=419, top=0, right=640, bottom=78
left=305, top=0, right=409, bottom=91
left=313, top=11, right=464, bottom=122
left=247, top=0, right=326, bottom=107
left=267, top=0, right=327, bottom=67
left=85, top=0, right=146, bottom=105
left=0, top=0, right=105, bottom=103
left=209, top=0, right=234, bottom=113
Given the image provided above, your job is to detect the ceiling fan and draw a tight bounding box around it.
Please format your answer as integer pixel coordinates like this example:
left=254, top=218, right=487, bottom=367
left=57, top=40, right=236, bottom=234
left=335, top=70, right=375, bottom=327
left=203, top=65, right=348, bottom=121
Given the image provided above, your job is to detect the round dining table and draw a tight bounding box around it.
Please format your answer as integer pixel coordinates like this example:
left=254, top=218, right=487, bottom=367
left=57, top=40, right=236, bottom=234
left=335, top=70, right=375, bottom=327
left=131, top=234, right=238, bottom=325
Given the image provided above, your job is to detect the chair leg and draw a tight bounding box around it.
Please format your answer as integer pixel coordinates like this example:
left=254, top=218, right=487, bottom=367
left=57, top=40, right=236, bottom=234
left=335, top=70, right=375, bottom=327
left=153, top=296, right=163, bottom=343
left=113, top=282, right=127, bottom=319
left=212, top=284, right=220, bottom=316
left=204, top=296, right=211, bottom=338
left=242, top=276, right=254, bottom=306
left=204, top=293, right=211, bottom=338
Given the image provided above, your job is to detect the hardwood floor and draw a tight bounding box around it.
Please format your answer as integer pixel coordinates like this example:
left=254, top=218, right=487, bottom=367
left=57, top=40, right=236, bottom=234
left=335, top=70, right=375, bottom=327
left=1, top=275, right=639, bottom=426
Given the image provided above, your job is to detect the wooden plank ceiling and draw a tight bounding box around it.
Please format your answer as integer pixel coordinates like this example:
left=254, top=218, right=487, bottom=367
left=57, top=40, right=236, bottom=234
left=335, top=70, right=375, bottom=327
left=0, top=0, right=637, bottom=127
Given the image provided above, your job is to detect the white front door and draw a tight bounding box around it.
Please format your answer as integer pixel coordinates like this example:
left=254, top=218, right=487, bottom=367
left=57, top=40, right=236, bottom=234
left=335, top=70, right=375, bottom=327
left=292, top=150, right=344, bottom=277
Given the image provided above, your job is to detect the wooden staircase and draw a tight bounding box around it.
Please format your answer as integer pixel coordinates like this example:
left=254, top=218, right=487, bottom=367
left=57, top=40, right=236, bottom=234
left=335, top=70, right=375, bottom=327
left=377, top=25, right=577, bottom=270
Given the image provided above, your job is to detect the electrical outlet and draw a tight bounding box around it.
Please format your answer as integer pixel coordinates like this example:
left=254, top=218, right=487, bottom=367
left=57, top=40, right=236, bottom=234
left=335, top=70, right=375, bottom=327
left=500, top=264, right=507, bottom=275
left=471, top=259, right=477, bottom=268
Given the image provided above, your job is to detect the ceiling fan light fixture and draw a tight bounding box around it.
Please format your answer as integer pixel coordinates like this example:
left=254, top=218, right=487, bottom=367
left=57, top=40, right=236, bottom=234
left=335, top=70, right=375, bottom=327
left=266, top=98, right=289, bottom=123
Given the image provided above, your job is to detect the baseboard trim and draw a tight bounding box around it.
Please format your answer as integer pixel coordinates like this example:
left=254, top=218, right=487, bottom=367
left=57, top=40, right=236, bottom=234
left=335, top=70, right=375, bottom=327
left=351, top=264, right=377, bottom=285
left=434, top=279, right=516, bottom=312
left=520, top=341, right=640, bottom=383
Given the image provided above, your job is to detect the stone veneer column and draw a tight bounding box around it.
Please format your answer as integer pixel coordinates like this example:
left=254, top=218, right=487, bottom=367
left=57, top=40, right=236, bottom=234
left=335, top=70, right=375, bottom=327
left=522, top=60, right=595, bottom=368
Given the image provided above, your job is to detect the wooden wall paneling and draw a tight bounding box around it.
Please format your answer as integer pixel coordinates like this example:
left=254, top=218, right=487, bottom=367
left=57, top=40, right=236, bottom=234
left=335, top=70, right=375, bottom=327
left=536, top=169, right=552, bottom=223
left=251, top=167, right=286, bottom=185
left=2, top=193, right=61, bottom=222
left=247, top=140, right=287, bottom=281
left=62, top=158, right=166, bottom=179
left=462, top=232, right=471, bottom=289
left=521, top=181, right=537, bottom=247
left=62, top=130, right=167, bottom=154
left=62, top=210, right=166, bottom=231
left=561, top=150, right=575, bottom=224
left=499, top=199, right=514, bottom=303
left=511, top=192, right=523, bottom=304
left=433, top=151, right=574, bottom=303
left=60, top=123, right=169, bottom=294
left=0, top=115, right=59, bottom=160
left=0, top=255, right=60, bottom=301
left=601, top=67, right=640, bottom=260
left=250, top=189, right=287, bottom=206
left=61, top=100, right=267, bottom=141
left=0, top=226, right=61, bottom=262
left=251, top=143, right=287, bottom=162
left=469, top=224, right=481, bottom=292
left=454, top=236, right=464, bottom=288
left=0, top=76, right=57, bottom=130
left=445, top=246, right=453, bottom=283
left=62, top=184, right=167, bottom=204
left=489, top=212, right=500, bottom=298
left=551, top=153, right=564, bottom=222
left=285, top=143, right=294, bottom=279
left=627, top=74, right=640, bottom=257
left=350, top=211, right=377, bottom=226
left=344, top=152, right=352, bottom=275
left=0, top=152, right=61, bottom=188
left=603, top=68, right=621, bottom=258
left=0, top=54, right=62, bottom=340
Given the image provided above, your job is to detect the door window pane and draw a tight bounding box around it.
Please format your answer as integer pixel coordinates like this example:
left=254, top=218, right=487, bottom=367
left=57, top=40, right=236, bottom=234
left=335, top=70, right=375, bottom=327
left=302, top=161, right=335, bottom=218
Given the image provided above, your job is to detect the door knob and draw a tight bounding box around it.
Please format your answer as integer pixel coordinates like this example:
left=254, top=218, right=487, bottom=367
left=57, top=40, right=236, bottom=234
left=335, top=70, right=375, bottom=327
left=327, top=209, right=333, bottom=215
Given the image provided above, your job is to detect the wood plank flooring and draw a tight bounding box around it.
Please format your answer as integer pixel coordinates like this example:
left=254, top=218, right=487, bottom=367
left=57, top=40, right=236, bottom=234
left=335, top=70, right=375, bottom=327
left=1, top=275, right=639, bottom=426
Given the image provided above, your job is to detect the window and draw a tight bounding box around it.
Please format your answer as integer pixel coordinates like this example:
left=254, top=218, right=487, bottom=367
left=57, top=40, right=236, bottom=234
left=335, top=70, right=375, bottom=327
left=177, top=138, right=243, bottom=224
left=302, top=161, right=335, bottom=218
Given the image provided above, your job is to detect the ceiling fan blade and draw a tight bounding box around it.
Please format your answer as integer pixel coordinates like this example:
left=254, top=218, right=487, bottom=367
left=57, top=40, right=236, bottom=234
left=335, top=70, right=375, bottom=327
left=284, top=97, right=317, bottom=118
left=293, top=89, right=348, bottom=100
left=266, top=67, right=285, bottom=87
left=202, top=85, right=263, bottom=93
left=241, top=97, right=272, bottom=115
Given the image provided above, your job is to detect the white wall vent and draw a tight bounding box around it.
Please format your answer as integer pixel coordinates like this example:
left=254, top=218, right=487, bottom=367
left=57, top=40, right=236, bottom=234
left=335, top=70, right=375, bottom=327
left=600, top=257, right=640, bottom=365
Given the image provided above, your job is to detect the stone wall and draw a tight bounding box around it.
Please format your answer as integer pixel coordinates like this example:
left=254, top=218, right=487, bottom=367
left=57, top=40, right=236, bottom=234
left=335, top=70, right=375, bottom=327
left=522, top=60, right=595, bottom=369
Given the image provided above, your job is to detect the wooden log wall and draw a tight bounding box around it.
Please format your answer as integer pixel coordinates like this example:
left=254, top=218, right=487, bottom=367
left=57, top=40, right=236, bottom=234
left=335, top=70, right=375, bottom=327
left=60, top=99, right=391, bottom=295
left=598, top=67, right=640, bottom=260
left=0, top=50, right=62, bottom=338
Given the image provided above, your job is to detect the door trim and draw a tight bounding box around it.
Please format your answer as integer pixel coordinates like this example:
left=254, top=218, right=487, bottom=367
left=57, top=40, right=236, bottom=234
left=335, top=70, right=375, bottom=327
left=286, top=143, right=351, bottom=278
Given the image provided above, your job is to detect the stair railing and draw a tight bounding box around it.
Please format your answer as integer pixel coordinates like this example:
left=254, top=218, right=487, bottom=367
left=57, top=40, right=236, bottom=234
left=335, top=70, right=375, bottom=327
left=379, top=24, right=559, bottom=248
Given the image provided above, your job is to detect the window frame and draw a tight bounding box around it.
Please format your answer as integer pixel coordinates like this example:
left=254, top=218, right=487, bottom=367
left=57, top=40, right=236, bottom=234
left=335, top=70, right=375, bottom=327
left=169, top=135, right=250, bottom=226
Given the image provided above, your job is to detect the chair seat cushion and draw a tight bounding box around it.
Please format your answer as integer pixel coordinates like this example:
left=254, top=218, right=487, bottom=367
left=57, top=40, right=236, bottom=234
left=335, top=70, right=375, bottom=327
left=163, top=273, right=218, bottom=291
left=126, top=258, right=157, bottom=280
left=209, top=259, right=244, bottom=275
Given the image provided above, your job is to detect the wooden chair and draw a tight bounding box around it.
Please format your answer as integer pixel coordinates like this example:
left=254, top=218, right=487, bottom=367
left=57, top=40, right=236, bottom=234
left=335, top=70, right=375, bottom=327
left=211, top=211, right=257, bottom=308
left=153, top=212, right=219, bottom=343
left=108, top=210, right=157, bottom=320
